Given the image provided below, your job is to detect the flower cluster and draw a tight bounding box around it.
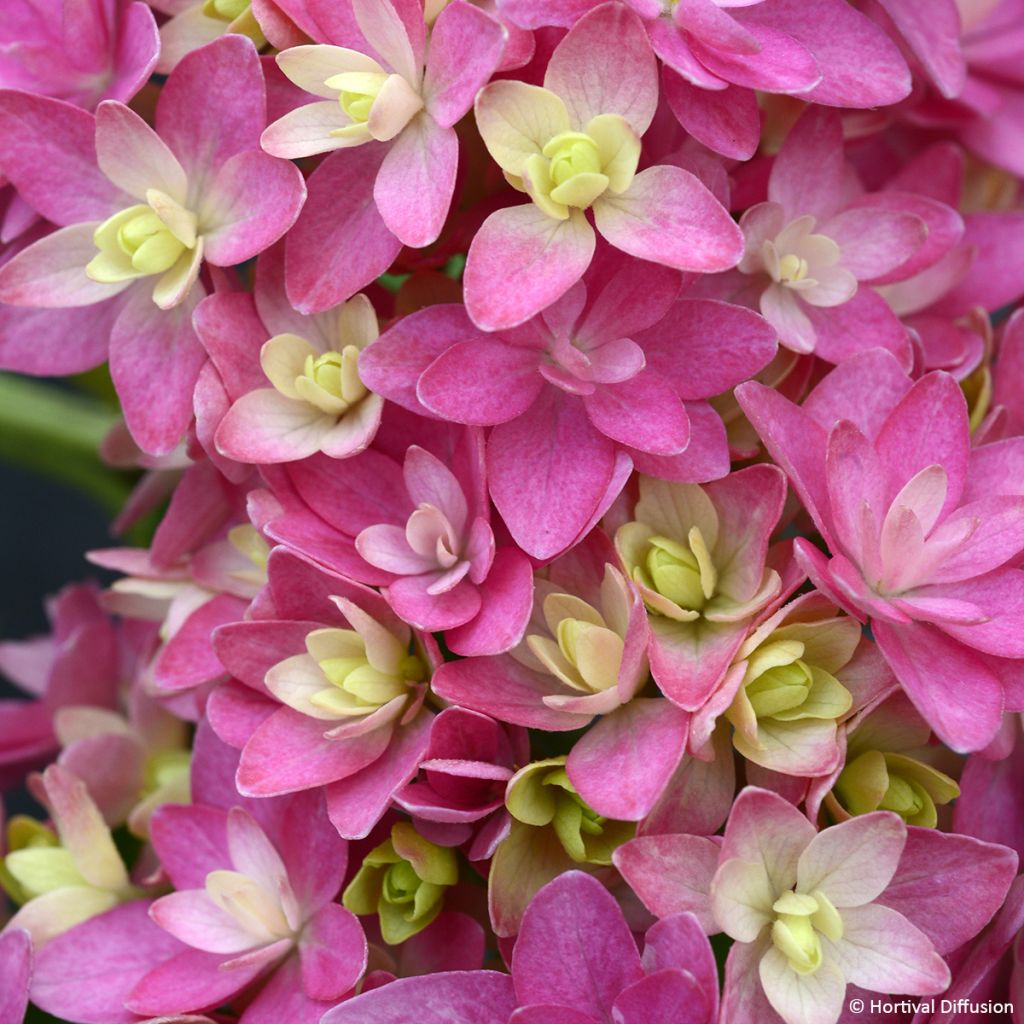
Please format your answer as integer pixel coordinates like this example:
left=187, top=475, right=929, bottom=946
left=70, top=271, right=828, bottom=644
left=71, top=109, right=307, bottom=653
left=2, top=1, right=1024, bottom=1023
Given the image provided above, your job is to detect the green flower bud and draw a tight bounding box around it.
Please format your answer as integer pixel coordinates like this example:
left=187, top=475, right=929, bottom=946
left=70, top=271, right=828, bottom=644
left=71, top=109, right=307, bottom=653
left=0, top=816, right=60, bottom=905
left=834, top=750, right=959, bottom=828
left=343, top=822, right=458, bottom=945
left=505, top=757, right=634, bottom=865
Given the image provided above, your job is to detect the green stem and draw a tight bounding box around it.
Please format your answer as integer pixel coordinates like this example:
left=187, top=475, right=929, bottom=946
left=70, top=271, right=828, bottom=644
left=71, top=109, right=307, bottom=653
left=0, top=373, right=132, bottom=514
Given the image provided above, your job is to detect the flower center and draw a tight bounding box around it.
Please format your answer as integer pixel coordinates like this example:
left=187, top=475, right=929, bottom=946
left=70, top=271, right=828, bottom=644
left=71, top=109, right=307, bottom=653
left=771, top=889, right=843, bottom=976
left=777, top=253, right=810, bottom=285
left=634, top=529, right=716, bottom=614
left=327, top=72, right=389, bottom=124
left=546, top=132, right=602, bottom=186
left=310, top=628, right=424, bottom=717
left=296, top=347, right=367, bottom=415
left=202, top=0, right=249, bottom=19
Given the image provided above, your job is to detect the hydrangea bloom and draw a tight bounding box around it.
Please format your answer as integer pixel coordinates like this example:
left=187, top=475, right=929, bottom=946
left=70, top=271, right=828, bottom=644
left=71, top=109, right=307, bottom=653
left=3, top=5, right=1024, bottom=1024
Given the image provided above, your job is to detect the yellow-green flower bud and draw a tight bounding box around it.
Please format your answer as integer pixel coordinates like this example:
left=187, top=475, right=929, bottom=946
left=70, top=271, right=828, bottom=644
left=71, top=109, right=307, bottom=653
left=342, top=822, right=458, bottom=945
left=0, top=816, right=60, bottom=905
left=834, top=750, right=959, bottom=828
left=770, top=889, right=843, bottom=976
left=505, top=757, right=634, bottom=865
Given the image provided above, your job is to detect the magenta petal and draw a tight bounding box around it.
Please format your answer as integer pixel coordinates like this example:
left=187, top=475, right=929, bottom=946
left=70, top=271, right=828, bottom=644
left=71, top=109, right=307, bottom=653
left=360, top=304, right=484, bottom=415
left=873, top=621, right=1004, bottom=753
left=326, top=711, right=433, bottom=839
left=238, top=706, right=393, bottom=796
left=375, top=116, right=457, bottom=249
left=32, top=902, right=185, bottom=1024
left=594, top=166, right=743, bottom=273
left=126, top=947, right=266, bottom=1017
left=0, top=297, right=117, bottom=375
left=803, top=288, right=912, bottom=369
left=432, top=655, right=584, bottom=731
left=417, top=339, right=543, bottom=426
left=875, top=0, right=965, bottom=98
left=149, top=804, right=230, bottom=890
left=109, top=284, right=205, bottom=456
left=509, top=1006, right=600, bottom=1024
left=464, top=206, right=596, bottom=331
left=285, top=147, right=402, bottom=314
left=0, top=91, right=122, bottom=225
left=643, top=913, right=719, bottom=1012
left=566, top=699, right=689, bottom=821
left=299, top=903, right=367, bottom=1001
left=767, top=106, right=846, bottom=222
left=387, top=575, right=482, bottom=631
left=663, top=71, right=760, bottom=161
left=585, top=371, right=690, bottom=456
left=446, top=547, right=535, bottom=656
left=489, top=389, right=617, bottom=560
left=321, top=971, right=517, bottom=1024
left=877, top=827, right=1019, bottom=955
left=955, top=734, right=1024, bottom=859
left=0, top=930, right=31, bottom=1024
left=512, top=871, right=644, bottom=1016
left=612, top=968, right=714, bottom=1024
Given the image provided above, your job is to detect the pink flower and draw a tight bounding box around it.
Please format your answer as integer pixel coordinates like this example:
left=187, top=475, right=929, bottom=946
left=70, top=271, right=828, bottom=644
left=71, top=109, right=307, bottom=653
left=210, top=548, right=438, bottom=839
left=614, top=465, right=788, bottom=714
left=0, top=583, right=120, bottom=785
left=0, top=0, right=159, bottom=109
left=324, top=870, right=718, bottom=1024
left=395, top=706, right=529, bottom=862
left=0, top=35, right=306, bottom=454
left=264, top=0, right=506, bottom=311
left=0, top=929, right=31, bottom=1024
left=731, top=108, right=961, bottom=361
left=435, top=530, right=690, bottom=820
left=260, top=426, right=535, bottom=655
left=738, top=348, right=1024, bottom=752
left=360, top=248, right=777, bottom=559
left=615, top=786, right=1018, bottom=1024
left=464, top=2, right=744, bottom=330
left=131, top=797, right=366, bottom=1018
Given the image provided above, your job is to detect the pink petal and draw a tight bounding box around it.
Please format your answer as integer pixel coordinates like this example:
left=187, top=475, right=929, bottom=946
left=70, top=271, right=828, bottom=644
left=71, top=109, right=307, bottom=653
left=351, top=0, right=423, bottom=85
left=201, top=150, right=306, bottom=267
left=446, top=547, right=535, bottom=656
left=875, top=0, right=965, bottom=98
left=360, top=304, right=483, bottom=415
left=488, top=389, right=617, bottom=560
left=873, top=620, right=1004, bottom=753
left=637, top=299, right=777, bottom=399
left=767, top=107, right=847, bottom=222
left=150, top=889, right=262, bottom=954
left=237, top=706, right=393, bottom=796
left=156, top=34, right=266, bottom=179
left=612, top=968, right=715, bottom=1024
left=663, top=72, right=760, bottom=160
left=299, top=903, right=367, bottom=1001
left=387, top=574, right=481, bottom=631
left=612, top=833, right=720, bottom=931
left=375, top=115, right=457, bottom=248
left=512, top=871, right=644, bottom=1015
left=643, top=913, right=719, bottom=1011
left=464, top=205, right=596, bottom=331
left=423, top=0, right=506, bottom=128
left=878, top=827, right=1020, bottom=955
left=584, top=371, right=690, bottom=455
left=803, top=288, right=912, bottom=368
left=0, top=91, right=122, bottom=225
left=566, top=699, right=689, bottom=821
left=217, top=389, right=332, bottom=464
left=109, top=283, right=205, bottom=456
left=0, top=298, right=117, bottom=374
left=0, top=930, right=31, bottom=1024
left=689, top=23, right=820, bottom=94
left=822, top=207, right=927, bottom=281
left=829, top=903, right=949, bottom=995
left=32, top=901, right=185, bottom=1024
left=150, top=804, right=231, bottom=890
left=285, top=147, right=401, bottom=314
left=594, top=166, right=744, bottom=273
left=95, top=100, right=187, bottom=202
left=325, top=711, right=433, bottom=839
left=740, top=0, right=911, bottom=108
left=432, top=655, right=585, bottom=731
left=154, top=592, right=245, bottom=692
left=320, top=971, right=517, bottom=1024
left=0, top=224, right=126, bottom=307
left=417, top=339, right=543, bottom=426
left=544, top=3, right=658, bottom=134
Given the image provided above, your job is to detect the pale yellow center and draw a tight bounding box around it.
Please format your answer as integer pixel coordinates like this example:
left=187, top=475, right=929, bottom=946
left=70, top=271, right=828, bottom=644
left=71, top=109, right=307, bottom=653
left=771, top=889, right=843, bottom=976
